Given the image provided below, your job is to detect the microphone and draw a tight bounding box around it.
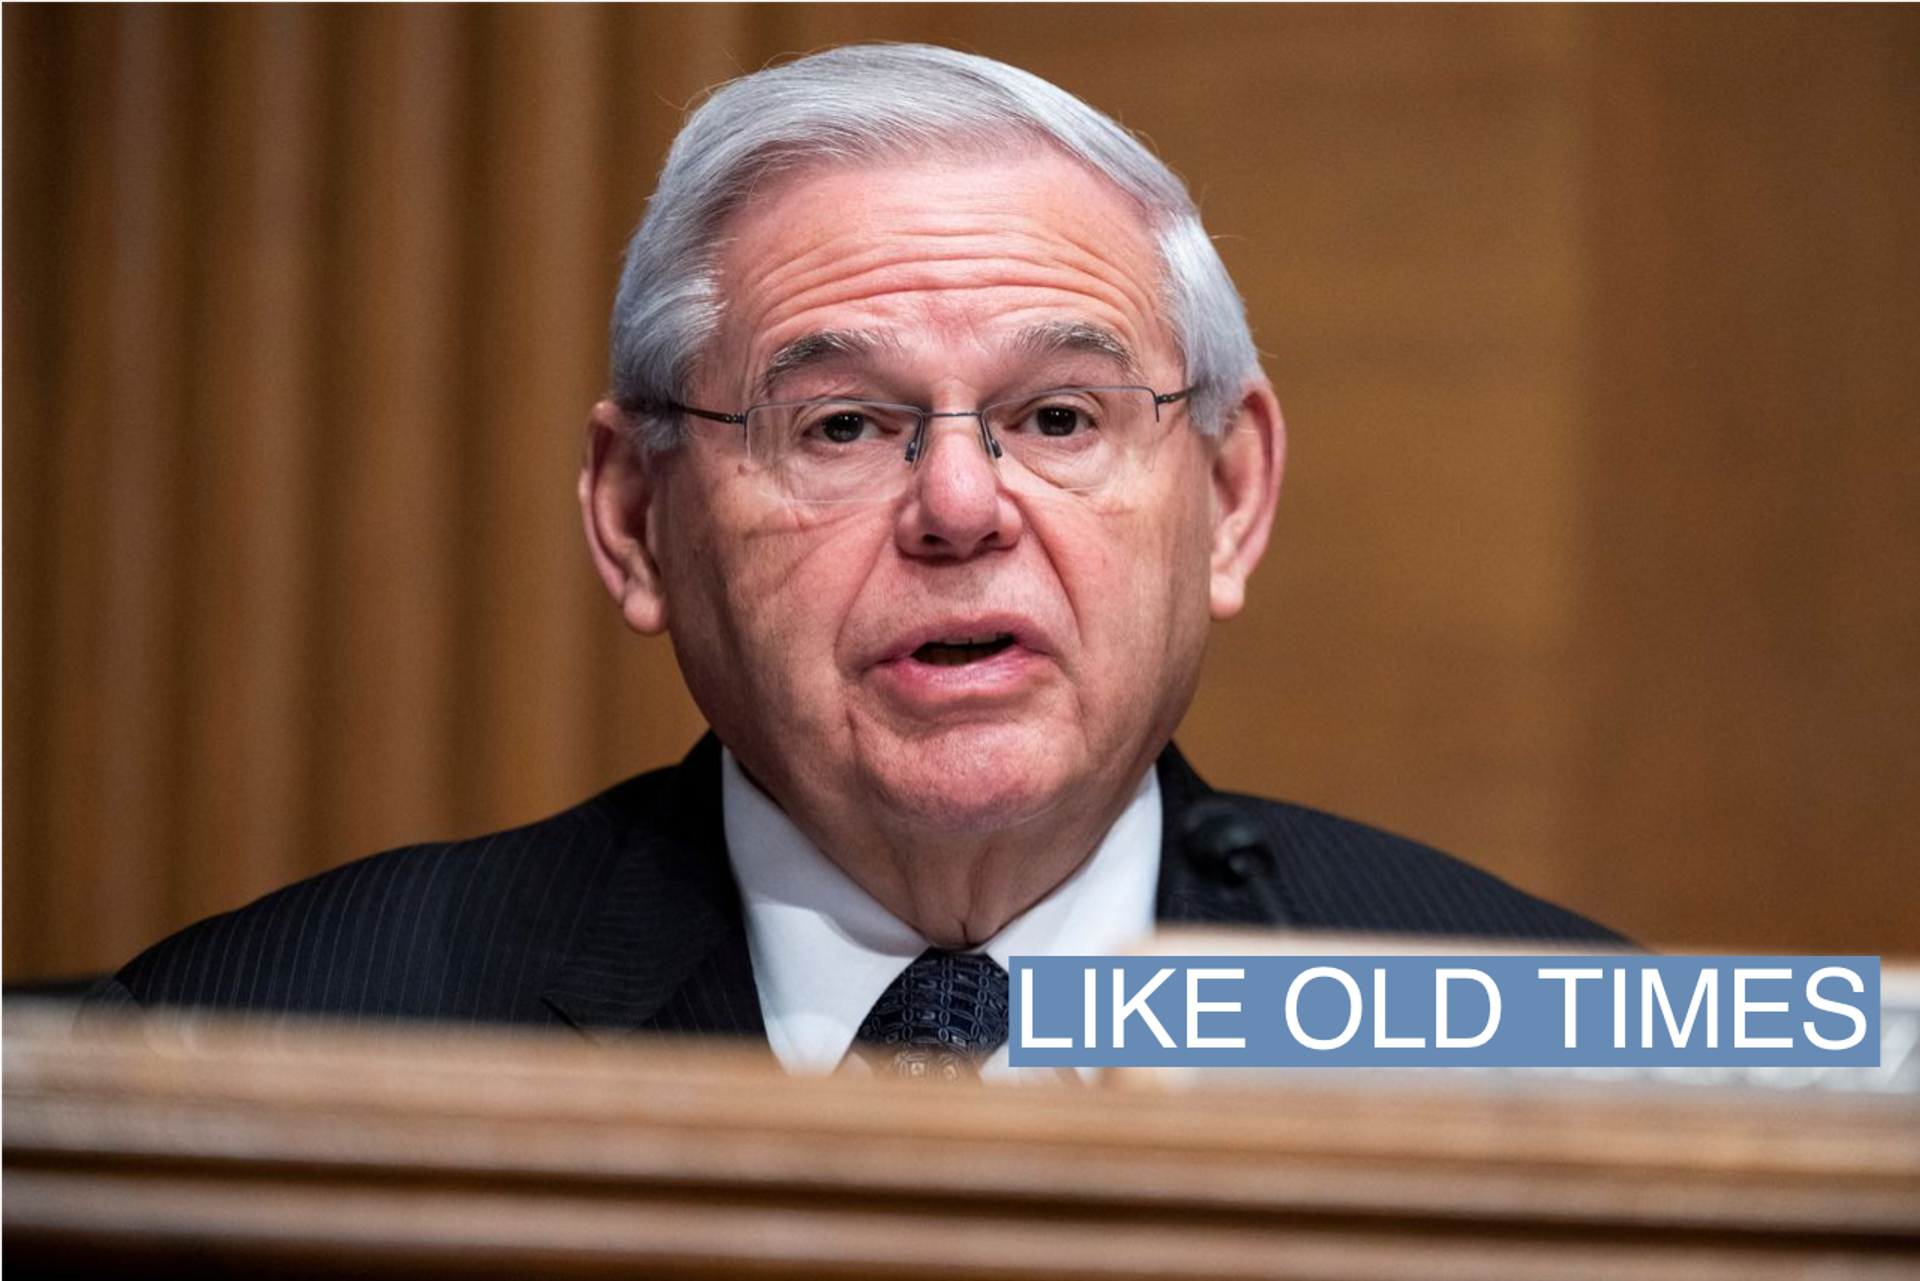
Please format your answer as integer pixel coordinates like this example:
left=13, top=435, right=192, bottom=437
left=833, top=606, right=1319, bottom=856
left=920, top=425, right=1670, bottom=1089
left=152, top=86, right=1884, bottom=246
left=1176, top=797, right=1292, bottom=926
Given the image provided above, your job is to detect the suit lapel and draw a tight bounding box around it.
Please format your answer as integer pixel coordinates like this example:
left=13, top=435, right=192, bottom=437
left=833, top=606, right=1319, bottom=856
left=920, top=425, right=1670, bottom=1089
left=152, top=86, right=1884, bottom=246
left=541, top=736, right=767, bottom=1040
left=543, top=737, right=1273, bottom=1039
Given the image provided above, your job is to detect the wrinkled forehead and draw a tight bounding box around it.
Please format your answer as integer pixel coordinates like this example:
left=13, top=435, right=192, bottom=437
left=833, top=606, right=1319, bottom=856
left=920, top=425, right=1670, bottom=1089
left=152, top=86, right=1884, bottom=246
left=699, top=143, right=1177, bottom=397
left=714, top=127, right=1160, bottom=238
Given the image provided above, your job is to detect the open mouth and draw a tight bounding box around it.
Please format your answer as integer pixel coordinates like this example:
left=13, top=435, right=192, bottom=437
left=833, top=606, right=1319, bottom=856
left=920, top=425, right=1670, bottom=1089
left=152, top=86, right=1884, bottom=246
left=911, top=633, right=1017, bottom=667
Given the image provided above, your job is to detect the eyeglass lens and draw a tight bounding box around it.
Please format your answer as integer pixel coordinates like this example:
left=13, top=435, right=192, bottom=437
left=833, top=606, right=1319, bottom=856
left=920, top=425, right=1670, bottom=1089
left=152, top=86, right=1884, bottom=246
left=742, top=386, right=1171, bottom=504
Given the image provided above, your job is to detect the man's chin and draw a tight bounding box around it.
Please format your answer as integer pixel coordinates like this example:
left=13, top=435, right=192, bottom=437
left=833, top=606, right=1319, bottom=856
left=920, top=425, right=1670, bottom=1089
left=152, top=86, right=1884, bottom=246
left=856, top=732, right=1080, bottom=837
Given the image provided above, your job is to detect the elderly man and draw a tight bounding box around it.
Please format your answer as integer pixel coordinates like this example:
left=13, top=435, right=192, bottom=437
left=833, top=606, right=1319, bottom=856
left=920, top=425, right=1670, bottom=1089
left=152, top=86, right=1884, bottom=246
left=95, top=46, right=1613, bottom=1076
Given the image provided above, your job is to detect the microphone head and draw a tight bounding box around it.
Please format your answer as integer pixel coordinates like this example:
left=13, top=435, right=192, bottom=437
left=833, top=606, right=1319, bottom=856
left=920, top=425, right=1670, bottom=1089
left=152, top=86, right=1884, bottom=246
left=1172, top=796, right=1293, bottom=926
left=1177, top=797, right=1272, bottom=887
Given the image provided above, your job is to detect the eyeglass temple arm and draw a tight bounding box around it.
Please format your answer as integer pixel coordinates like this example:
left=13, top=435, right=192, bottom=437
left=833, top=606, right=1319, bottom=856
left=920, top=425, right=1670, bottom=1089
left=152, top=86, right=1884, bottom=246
left=661, top=401, right=746, bottom=426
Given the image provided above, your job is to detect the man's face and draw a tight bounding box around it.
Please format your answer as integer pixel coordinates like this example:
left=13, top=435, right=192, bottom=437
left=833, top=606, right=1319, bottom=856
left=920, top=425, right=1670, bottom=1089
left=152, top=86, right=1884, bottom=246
left=615, top=149, right=1268, bottom=853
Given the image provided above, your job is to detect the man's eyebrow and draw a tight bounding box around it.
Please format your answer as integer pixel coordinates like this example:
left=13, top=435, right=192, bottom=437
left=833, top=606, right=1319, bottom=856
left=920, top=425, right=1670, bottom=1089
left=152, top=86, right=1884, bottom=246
left=752, top=322, right=1142, bottom=401
left=1009, top=321, right=1144, bottom=382
left=756, top=330, right=892, bottom=401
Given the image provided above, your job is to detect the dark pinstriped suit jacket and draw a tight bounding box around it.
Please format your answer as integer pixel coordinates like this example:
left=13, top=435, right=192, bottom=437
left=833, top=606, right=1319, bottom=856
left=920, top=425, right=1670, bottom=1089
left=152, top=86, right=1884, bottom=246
left=92, top=737, right=1617, bottom=1035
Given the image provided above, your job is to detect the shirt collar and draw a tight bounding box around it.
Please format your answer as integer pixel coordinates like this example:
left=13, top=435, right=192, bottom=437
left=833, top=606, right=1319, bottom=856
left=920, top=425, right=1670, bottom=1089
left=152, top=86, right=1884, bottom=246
left=721, top=748, right=1161, bottom=1078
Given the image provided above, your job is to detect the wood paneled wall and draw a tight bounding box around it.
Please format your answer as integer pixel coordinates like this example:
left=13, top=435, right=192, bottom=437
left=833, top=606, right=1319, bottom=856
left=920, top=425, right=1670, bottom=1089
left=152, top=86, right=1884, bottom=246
left=6, top=5, right=1916, bottom=980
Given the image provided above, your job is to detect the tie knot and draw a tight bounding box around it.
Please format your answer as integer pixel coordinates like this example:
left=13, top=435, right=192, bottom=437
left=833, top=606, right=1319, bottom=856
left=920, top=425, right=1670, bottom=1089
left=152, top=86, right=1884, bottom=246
left=854, top=949, right=1011, bottom=1080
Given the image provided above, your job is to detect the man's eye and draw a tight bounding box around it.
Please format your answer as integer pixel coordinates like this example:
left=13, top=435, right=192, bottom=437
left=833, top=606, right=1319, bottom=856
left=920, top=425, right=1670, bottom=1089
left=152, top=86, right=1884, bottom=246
left=1027, top=404, right=1094, bottom=437
left=812, top=411, right=875, bottom=444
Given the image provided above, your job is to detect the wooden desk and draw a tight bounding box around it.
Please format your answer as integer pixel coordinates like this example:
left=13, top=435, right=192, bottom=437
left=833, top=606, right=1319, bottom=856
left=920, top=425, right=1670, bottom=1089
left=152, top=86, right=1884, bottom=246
left=7, top=1004, right=1917, bottom=1279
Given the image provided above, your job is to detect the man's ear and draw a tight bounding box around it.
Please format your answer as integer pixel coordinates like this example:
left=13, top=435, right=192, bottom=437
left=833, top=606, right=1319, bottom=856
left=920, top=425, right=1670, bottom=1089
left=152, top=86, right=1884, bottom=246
left=580, top=400, right=670, bottom=635
left=1207, top=380, right=1286, bottom=621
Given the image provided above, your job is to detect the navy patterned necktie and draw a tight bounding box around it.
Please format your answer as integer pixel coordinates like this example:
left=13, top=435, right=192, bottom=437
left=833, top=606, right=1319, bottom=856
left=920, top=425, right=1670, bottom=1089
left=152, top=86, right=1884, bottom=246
left=854, top=949, right=1011, bottom=1081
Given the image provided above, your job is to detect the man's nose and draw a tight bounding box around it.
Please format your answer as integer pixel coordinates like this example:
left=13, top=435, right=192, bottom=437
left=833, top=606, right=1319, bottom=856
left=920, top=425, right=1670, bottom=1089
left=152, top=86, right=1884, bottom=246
left=894, top=417, right=1023, bottom=560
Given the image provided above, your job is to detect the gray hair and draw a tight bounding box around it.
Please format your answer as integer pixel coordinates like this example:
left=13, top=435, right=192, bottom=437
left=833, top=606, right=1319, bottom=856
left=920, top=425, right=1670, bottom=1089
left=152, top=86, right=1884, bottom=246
left=609, top=43, right=1260, bottom=450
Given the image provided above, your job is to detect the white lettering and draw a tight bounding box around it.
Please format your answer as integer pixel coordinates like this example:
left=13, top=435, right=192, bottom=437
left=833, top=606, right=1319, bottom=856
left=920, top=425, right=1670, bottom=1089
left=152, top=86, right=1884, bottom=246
left=1803, top=966, right=1868, bottom=1051
left=1020, top=966, right=1073, bottom=1049
left=1538, top=968, right=1602, bottom=1049
left=1373, top=967, right=1426, bottom=1048
left=1735, top=968, right=1793, bottom=1049
left=1642, top=968, right=1718, bottom=1048
left=1613, top=968, right=1627, bottom=1048
left=1286, top=966, right=1364, bottom=1051
left=1187, top=968, right=1246, bottom=1048
left=1735, top=971, right=1789, bottom=1052
left=1113, top=967, right=1177, bottom=1049
left=1436, top=969, right=1501, bottom=1048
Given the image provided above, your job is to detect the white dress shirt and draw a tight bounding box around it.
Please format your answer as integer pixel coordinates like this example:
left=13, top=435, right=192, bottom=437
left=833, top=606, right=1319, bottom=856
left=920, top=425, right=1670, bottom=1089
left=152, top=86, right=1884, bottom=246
left=721, top=748, right=1161, bottom=1081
